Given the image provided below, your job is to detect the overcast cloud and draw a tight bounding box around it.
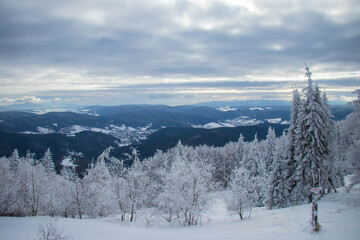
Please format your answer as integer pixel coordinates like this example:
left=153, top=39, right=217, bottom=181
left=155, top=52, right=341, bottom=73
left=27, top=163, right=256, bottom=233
left=0, top=0, right=359, bottom=106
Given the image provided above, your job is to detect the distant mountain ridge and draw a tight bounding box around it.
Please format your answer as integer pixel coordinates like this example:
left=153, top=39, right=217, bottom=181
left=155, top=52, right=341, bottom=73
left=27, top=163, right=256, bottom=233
left=193, top=99, right=291, bottom=108
left=0, top=102, right=353, bottom=173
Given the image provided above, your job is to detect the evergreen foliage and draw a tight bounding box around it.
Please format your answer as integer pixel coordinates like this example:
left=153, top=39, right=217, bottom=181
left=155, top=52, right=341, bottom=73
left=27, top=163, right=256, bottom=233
left=291, top=67, right=335, bottom=204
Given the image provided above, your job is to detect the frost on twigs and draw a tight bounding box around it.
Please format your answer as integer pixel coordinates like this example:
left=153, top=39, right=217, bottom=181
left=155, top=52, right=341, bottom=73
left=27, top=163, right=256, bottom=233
left=36, top=220, right=72, bottom=240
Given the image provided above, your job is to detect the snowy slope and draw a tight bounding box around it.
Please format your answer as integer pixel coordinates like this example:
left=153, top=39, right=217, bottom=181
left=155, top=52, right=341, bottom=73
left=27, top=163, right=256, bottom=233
left=1, top=187, right=359, bottom=240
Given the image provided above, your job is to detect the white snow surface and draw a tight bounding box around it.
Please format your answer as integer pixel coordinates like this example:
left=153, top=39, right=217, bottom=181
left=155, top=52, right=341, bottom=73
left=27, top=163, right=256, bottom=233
left=249, top=107, right=264, bottom=111
left=58, top=124, right=154, bottom=146
left=61, top=157, right=78, bottom=167
left=31, top=108, right=99, bottom=116
left=193, top=116, right=263, bottom=129
left=1, top=187, right=360, bottom=240
left=266, top=118, right=282, bottom=124
left=217, top=106, right=237, bottom=112
left=22, top=127, right=56, bottom=134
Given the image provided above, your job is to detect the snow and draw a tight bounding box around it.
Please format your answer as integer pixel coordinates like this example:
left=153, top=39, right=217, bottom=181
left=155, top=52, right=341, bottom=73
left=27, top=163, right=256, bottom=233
left=217, top=106, right=237, bottom=112
left=22, top=127, right=55, bottom=134
left=37, top=127, right=55, bottom=134
left=266, top=118, right=291, bottom=125
left=193, top=117, right=263, bottom=129
left=58, top=124, right=154, bottom=146
left=249, top=107, right=264, bottom=111
left=266, top=118, right=282, bottom=124
left=1, top=187, right=359, bottom=240
left=202, top=122, right=225, bottom=129
left=61, top=157, right=78, bottom=167
left=31, top=108, right=100, bottom=116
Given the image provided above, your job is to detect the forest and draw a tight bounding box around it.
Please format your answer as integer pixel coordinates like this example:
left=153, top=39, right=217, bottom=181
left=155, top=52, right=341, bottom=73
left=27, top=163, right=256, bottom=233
left=1, top=71, right=359, bottom=226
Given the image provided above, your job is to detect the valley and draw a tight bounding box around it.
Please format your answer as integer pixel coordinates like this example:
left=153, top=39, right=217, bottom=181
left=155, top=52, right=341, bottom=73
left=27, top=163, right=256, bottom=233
left=0, top=102, right=352, bottom=172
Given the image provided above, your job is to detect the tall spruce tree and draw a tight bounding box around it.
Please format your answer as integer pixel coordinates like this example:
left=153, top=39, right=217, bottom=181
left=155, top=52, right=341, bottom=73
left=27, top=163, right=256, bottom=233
left=291, top=66, right=334, bottom=204
left=264, top=127, right=277, bottom=174
left=244, top=134, right=267, bottom=205
left=344, top=89, right=360, bottom=191
left=287, top=88, right=302, bottom=197
left=267, top=132, right=292, bottom=209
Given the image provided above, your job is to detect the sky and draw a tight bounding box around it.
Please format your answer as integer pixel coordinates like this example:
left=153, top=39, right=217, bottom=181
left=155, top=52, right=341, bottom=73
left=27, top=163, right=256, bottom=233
left=0, top=0, right=359, bottom=107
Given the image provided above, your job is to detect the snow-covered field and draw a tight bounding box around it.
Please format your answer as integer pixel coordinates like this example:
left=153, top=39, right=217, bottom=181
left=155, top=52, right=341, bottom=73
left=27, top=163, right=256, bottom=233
left=1, top=187, right=360, bottom=240
left=192, top=116, right=264, bottom=129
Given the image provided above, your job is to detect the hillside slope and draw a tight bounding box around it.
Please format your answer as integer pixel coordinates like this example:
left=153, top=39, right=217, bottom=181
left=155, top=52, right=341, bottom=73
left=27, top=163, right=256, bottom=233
left=1, top=186, right=359, bottom=240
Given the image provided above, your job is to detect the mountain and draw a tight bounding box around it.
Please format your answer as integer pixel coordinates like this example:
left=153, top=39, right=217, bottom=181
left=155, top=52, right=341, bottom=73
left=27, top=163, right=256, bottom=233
left=116, top=123, right=290, bottom=160
left=0, top=102, right=82, bottom=112
left=193, top=100, right=291, bottom=108
left=0, top=102, right=353, bottom=172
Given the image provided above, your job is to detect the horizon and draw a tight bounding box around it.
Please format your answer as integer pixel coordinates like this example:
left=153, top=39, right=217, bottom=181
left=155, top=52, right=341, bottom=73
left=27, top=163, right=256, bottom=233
left=0, top=98, right=354, bottom=113
left=1, top=0, right=359, bottom=106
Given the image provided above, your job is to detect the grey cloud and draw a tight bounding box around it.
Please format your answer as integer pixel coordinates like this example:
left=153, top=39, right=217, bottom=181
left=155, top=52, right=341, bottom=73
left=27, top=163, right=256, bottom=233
left=0, top=0, right=359, bottom=105
left=317, top=78, right=360, bottom=87
left=117, top=80, right=297, bottom=90
left=2, top=1, right=359, bottom=76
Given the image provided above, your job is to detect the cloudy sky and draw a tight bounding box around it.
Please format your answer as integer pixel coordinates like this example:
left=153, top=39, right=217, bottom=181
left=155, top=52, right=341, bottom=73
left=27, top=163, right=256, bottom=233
left=0, top=0, right=359, bottom=106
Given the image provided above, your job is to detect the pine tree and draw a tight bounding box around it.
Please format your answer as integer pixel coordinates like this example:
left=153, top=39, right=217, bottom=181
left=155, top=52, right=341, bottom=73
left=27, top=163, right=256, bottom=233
left=243, top=134, right=267, bottom=205
left=267, top=132, right=291, bottom=209
left=9, top=149, right=20, bottom=172
left=41, top=148, right=56, bottom=176
left=344, top=89, right=360, bottom=191
left=291, top=66, right=335, bottom=204
left=286, top=88, right=302, bottom=201
left=264, top=127, right=277, bottom=174
left=289, top=88, right=302, bottom=165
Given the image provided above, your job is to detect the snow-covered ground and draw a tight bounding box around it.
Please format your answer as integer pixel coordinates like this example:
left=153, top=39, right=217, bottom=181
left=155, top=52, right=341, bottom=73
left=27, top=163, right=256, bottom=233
left=22, top=127, right=56, bottom=134
left=1, top=186, right=359, bottom=240
left=31, top=108, right=99, bottom=116
left=249, top=107, right=264, bottom=111
left=217, top=106, right=237, bottom=112
left=57, top=124, right=154, bottom=146
left=193, top=116, right=264, bottom=129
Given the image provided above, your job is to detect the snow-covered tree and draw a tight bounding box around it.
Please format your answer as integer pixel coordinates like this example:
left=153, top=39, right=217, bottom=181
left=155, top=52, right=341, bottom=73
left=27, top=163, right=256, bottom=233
left=104, top=148, right=130, bottom=221
left=266, top=132, right=291, bottom=209
left=0, top=156, right=15, bottom=215
left=344, top=89, right=360, bottom=191
left=82, top=151, right=115, bottom=218
left=157, top=150, right=214, bottom=225
left=41, top=148, right=56, bottom=175
left=243, top=134, right=267, bottom=205
left=16, top=152, right=47, bottom=216
left=226, top=167, right=258, bottom=219
left=331, top=121, right=351, bottom=186
left=8, top=149, right=20, bottom=172
left=216, top=136, right=245, bottom=188
left=60, top=163, right=83, bottom=218
left=264, top=127, right=277, bottom=174
left=287, top=88, right=302, bottom=193
left=291, top=66, right=335, bottom=204
left=40, top=148, right=60, bottom=217
left=124, top=148, right=149, bottom=222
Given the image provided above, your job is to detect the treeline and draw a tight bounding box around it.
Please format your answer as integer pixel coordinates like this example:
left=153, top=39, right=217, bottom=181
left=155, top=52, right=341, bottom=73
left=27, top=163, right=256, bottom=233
left=0, top=70, right=359, bottom=225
